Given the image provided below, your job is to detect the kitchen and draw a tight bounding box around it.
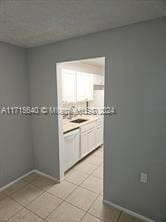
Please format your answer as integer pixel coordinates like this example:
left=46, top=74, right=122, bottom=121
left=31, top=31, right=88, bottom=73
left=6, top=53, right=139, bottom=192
left=58, top=57, right=105, bottom=175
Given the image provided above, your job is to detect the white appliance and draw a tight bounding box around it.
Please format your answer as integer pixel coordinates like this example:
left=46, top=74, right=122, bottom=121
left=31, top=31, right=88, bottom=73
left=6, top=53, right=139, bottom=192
left=64, top=129, right=80, bottom=172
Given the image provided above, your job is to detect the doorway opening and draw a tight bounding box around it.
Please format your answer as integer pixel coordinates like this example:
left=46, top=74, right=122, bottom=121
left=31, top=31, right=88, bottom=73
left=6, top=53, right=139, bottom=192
left=56, top=57, right=105, bottom=195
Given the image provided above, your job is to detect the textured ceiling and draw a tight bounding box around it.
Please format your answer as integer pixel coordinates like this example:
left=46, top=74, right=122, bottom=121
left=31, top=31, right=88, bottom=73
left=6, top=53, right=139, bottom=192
left=0, top=0, right=166, bottom=48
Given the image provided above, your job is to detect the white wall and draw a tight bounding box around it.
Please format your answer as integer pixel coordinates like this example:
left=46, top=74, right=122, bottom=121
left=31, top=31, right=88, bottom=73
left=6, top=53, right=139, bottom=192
left=28, top=18, right=166, bottom=221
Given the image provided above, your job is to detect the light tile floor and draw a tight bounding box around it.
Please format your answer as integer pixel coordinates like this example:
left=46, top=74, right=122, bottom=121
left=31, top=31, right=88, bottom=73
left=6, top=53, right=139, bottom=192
left=0, top=147, right=144, bottom=222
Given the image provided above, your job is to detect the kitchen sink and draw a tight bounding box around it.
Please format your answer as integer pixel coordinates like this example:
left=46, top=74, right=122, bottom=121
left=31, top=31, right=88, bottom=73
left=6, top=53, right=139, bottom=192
left=70, top=118, right=88, bottom=124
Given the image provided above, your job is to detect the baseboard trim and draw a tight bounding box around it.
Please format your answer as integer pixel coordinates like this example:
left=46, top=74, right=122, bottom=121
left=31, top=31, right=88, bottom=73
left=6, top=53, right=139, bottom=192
left=33, top=170, right=60, bottom=183
left=0, top=169, right=60, bottom=191
left=103, top=199, right=155, bottom=222
left=0, top=170, right=34, bottom=191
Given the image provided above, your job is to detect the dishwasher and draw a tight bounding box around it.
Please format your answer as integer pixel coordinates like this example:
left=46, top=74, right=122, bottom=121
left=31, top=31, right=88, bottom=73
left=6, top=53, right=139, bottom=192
left=64, top=129, right=80, bottom=172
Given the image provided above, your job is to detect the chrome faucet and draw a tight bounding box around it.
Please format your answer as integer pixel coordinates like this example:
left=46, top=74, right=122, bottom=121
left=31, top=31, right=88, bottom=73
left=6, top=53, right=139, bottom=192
left=68, top=106, right=78, bottom=119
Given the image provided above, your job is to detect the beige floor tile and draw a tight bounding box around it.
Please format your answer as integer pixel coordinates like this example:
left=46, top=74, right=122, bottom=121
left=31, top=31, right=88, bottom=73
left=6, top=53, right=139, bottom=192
left=119, top=212, right=144, bottom=222
left=31, top=175, right=57, bottom=191
left=92, top=166, right=103, bottom=179
left=88, top=196, right=121, bottom=222
left=66, top=187, right=98, bottom=211
left=0, top=197, right=23, bottom=221
left=47, top=180, right=76, bottom=200
left=3, top=180, right=28, bottom=196
left=47, top=201, right=85, bottom=222
left=74, top=162, right=97, bottom=175
left=8, top=208, right=43, bottom=222
left=80, top=175, right=103, bottom=194
left=27, top=192, right=62, bottom=219
left=81, top=213, right=103, bottom=222
left=0, top=192, right=7, bottom=201
left=65, top=169, right=89, bottom=185
left=11, top=184, right=43, bottom=206
left=84, top=155, right=103, bottom=166
left=23, top=172, right=40, bottom=183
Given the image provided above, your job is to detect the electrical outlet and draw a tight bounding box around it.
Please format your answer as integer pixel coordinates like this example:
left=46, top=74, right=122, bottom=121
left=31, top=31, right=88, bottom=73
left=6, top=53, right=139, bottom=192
left=140, top=172, right=148, bottom=184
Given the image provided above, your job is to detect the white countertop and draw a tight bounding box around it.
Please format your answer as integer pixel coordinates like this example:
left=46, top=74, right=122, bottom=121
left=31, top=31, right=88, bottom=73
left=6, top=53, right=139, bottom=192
left=63, top=115, right=103, bottom=133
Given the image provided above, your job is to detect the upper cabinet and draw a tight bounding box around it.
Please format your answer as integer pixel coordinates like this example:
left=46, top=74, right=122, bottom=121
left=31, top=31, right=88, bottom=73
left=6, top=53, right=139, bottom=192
left=77, top=72, right=93, bottom=102
left=62, top=69, right=94, bottom=103
left=93, top=74, right=104, bottom=85
left=62, top=69, right=76, bottom=103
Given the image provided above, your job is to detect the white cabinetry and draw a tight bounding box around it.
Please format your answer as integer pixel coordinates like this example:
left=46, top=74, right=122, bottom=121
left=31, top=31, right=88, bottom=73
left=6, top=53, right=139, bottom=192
left=62, top=69, right=76, bottom=103
left=93, top=74, right=104, bottom=85
left=80, top=127, right=96, bottom=158
left=80, top=119, right=103, bottom=158
left=63, top=118, right=103, bottom=170
left=77, top=72, right=94, bottom=102
left=96, top=119, right=103, bottom=147
left=62, top=69, right=94, bottom=103
left=88, top=128, right=96, bottom=151
left=80, top=131, right=89, bottom=157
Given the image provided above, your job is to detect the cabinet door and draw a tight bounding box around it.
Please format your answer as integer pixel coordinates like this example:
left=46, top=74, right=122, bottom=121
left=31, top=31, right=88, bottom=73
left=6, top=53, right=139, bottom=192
left=88, top=128, right=96, bottom=152
left=93, top=74, right=104, bottom=85
left=76, top=72, right=87, bottom=102
left=80, top=131, right=89, bottom=158
left=96, top=125, right=103, bottom=147
left=85, top=74, right=94, bottom=101
left=62, top=69, right=76, bottom=103
left=77, top=72, right=94, bottom=102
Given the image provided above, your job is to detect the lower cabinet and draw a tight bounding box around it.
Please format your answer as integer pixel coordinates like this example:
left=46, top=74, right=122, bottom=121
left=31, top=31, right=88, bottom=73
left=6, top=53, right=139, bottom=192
left=80, top=119, right=103, bottom=158
left=80, top=131, right=89, bottom=158
left=96, top=124, right=103, bottom=147
left=88, top=128, right=96, bottom=152
left=80, top=128, right=96, bottom=158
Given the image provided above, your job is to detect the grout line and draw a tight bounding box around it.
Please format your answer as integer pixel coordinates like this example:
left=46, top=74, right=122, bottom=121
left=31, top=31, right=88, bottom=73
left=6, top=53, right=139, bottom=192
left=86, top=193, right=101, bottom=212
left=87, top=212, right=105, bottom=221
left=44, top=199, right=65, bottom=220
left=8, top=188, right=45, bottom=208
left=25, top=196, right=64, bottom=221
left=64, top=172, right=90, bottom=186
left=3, top=181, right=29, bottom=197
left=79, top=212, right=88, bottom=222
left=63, top=148, right=103, bottom=187
left=7, top=188, right=62, bottom=221
left=64, top=199, right=87, bottom=212
left=5, top=184, right=46, bottom=221
left=24, top=206, right=46, bottom=221
left=117, top=210, right=123, bottom=222
left=63, top=147, right=103, bottom=196
left=6, top=205, right=25, bottom=221
left=56, top=149, right=103, bottom=218
left=5, top=147, right=103, bottom=221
